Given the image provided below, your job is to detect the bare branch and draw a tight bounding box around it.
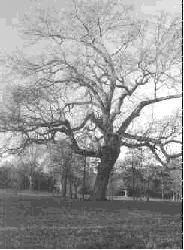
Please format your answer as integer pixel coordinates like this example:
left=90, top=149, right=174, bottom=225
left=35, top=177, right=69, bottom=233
left=118, top=94, right=181, bottom=134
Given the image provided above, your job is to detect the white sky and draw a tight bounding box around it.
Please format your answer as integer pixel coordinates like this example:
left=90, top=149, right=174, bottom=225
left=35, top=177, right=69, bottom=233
left=0, top=0, right=182, bottom=162
left=0, top=0, right=181, bottom=53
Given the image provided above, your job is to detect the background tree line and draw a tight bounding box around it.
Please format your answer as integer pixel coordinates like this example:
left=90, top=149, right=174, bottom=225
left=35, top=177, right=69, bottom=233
left=0, top=142, right=181, bottom=201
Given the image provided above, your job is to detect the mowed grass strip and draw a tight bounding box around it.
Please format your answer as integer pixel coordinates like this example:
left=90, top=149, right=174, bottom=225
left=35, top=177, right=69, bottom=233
left=0, top=192, right=182, bottom=248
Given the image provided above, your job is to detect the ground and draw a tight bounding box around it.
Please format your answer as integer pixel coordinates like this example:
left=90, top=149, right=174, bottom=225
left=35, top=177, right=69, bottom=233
left=0, top=190, right=182, bottom=249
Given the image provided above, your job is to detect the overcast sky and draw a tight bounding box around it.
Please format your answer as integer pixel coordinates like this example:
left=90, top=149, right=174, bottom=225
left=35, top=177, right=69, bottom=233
left=0, top=0, right=181, bottom=53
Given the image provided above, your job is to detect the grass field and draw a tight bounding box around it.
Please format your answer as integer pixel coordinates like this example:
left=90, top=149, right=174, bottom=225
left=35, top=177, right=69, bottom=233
left=0, top=191, right=182, bottom=248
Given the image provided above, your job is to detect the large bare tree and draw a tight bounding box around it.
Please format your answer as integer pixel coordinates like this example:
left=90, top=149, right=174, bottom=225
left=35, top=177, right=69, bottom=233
left=0, top=0, right=181, bottom=200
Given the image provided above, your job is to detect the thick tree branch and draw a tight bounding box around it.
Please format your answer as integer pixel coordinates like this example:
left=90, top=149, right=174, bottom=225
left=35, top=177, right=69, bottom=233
left=118, top=94, right=181, bottom=134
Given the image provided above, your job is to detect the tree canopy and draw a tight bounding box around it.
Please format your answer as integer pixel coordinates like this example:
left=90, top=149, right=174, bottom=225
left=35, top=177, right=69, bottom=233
left=0, top=0, right=181, bottom=199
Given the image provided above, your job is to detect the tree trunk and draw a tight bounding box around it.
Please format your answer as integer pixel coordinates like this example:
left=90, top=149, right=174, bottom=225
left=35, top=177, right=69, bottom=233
left=161, top=180, right=164, bottom=200
left=62, top=168, right=68, bottom=198
left=90, top=139, right=120, bottom=201
left=132, top=166, right=135, bottom=200
left=74, top=183, right=78, bottom=199
left=146, top=178, right=150, bottom=202
left=38, top=175, right=41, bottom=191
left=172, top=192, right=175, bottom=201
left=161, top=187, right=164, bottom=200
left=29, top=175, right=33, bottom=191
left=82, top=157, right=86, bottom=200
left=69, top=180, right=73, bottom=199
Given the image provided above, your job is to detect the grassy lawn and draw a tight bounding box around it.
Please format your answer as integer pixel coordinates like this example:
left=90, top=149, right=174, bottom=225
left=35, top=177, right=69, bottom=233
left=0, top=191, right=182, bottom=248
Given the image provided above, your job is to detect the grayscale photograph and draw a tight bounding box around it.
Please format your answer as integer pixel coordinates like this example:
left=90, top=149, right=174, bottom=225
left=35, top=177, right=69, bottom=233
left=0, top=0, right=182, bottom=248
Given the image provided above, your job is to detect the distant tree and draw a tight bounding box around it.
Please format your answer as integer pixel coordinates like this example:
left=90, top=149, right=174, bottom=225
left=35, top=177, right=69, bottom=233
left=16, top=144, right=46, bottom=190
left=31, top=171, right=55, bottom=192
left=49, top=138, right=91, bottom=198
left=0, top=161, right=27, bottom=190
left=0, top=163, right=12, bottom=188
left=70, top=153, right=86, bottom=199
left=168, top=158, right=182, bottom=200
left=157, top=169, right=173, bottom=199
left=170, top=170, right=182, bottom=201
left=120, top=149, right=144, bottom=199
left=140, top=165, right=175, bottom=200
left=49, top=139, right=73, bottom=197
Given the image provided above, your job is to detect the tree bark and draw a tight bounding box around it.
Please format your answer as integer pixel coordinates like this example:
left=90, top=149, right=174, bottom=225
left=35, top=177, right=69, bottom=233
left=90, top=137, right=120, bottom=200
left=62, top=167, right=68, bottom=198
left=29, top=175, right=33, bottom=191
left=74, top=183, right=78, bottom=199
left=69, top=180, right=73, bottom=199
left=132, top=165, right=135, bottom=200
left=146, top=178, right=150, bottom=202
left=82, top=157, right=86, bottom=200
